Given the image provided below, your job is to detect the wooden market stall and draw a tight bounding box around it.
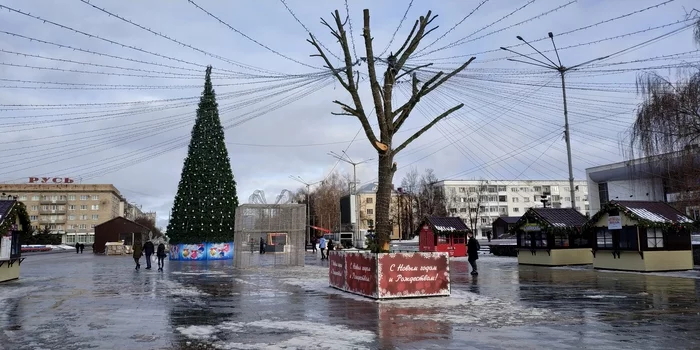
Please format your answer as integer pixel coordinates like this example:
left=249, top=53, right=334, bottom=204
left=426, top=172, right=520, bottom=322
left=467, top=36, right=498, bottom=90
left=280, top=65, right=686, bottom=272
left=514, top=208, right=591, bottom=266
left=0, top=199, right=29, bottom=283
left=418, top=217, right=471, bottom=257
left=587, top=200, right=695, bottom=272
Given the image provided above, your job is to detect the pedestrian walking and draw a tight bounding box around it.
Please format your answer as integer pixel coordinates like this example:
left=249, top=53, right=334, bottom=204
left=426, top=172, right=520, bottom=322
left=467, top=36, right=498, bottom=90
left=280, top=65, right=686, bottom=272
left=318, top=236, right=327, bottom=260
left=143, top=240, right=155, bottom=270
left=467, top=232, right=480, bottom=275
left=327, top=239, right=334, bottom=256
left=311, top=236, right=317, bottom=253
left=79, top=243, right=84, bottom=254
left=259, top=237, right=266, bottom=254
left=133, top=244, right=143, bottom=270
left=156, top=243, right=166, bottom=272
left=75, top=244, right=80, bottom=254
left=486, top=231, right=492, bottom=242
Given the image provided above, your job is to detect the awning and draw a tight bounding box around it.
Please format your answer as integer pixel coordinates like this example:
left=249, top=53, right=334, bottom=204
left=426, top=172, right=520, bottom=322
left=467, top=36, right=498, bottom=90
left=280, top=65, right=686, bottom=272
left=310, top=225, right=331, bottom=233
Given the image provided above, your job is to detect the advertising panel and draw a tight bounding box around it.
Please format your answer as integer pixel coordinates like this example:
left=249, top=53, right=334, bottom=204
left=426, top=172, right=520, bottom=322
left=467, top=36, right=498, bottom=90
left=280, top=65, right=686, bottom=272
left=328, top=251, right=346, bottom=289
left=377, top=252, right=450, bottom=299
left=169, top=242, right=234, bottom=261
left=206, top=242, right=233, bottom=260
left=344, top=252, right=377, bottom=298
left=607, top=215, right=622, bottom=230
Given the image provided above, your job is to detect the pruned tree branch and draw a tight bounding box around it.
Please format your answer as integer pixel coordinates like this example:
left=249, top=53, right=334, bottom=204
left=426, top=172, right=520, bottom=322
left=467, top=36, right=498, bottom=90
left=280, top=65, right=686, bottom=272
left=394, top=103, right=464, bottom=154
left=362, top=9, right=387, bottom=135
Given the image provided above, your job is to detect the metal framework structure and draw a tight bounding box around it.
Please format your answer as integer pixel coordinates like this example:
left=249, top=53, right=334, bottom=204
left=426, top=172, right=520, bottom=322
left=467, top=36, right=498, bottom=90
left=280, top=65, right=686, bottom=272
left=233, top=204, right=306, bottom=268
left=248, top=189, right=294, bottom=205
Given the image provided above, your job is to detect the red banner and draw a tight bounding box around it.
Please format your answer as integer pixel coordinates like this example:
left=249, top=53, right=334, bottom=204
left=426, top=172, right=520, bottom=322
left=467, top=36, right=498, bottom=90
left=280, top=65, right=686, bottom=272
left=328, top=252, right=345, bottom=289
left=377, top=252, right=450, bottom=298
left=345, top=252, right=377, bottom=298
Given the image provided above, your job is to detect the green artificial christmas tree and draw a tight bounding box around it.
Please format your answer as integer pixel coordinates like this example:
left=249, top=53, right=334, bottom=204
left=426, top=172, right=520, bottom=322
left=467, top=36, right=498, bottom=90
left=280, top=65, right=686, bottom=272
left=166, top=66, right=238, bottom=244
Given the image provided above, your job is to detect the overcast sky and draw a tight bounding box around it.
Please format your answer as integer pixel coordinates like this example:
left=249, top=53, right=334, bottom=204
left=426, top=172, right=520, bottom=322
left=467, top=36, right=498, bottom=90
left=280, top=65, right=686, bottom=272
left=1, top=0, right=698, bottom=228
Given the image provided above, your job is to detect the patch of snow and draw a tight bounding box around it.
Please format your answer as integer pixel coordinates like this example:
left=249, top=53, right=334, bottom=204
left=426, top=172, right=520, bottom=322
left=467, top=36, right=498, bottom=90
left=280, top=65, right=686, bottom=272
left=583, top=295, right=628, bottom=299
left=626, top=207, right=671, bottom=223
left=176, top=325, right=217, bottom=340
left=160, top=280, right=206, bottom=297
left=180, top=319, right=375, bottom=350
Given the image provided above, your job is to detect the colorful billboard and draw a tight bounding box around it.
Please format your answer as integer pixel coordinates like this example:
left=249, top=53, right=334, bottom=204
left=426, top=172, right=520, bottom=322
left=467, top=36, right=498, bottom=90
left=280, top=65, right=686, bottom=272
left=169, top=242, right=234, bottom=261
left=329, top=251, right=449, bottom=299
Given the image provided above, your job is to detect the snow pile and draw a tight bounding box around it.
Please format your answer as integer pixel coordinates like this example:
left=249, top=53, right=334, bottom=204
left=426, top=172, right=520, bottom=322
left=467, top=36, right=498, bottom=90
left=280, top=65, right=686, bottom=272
left=177, top=319, right=376, bottom=349
left=160, top=279, right=207, bottom=297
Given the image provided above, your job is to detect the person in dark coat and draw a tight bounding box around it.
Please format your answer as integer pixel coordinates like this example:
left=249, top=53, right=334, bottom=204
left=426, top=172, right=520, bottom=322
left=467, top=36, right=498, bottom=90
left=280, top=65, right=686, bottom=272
left=156, top=243, right=167, bottom=272
left=311, top=236, right=317, bottom=253
left=76, top=243, right=80, bottom=254
left=143, top=240, right=155, bottom=270
left=467, top=232, right=480, bottom=275
left=259, top=237, right=266, bottom=254
left=79, top=243, right=84, bottom=254
left=133, top=244, right=143, bottom=270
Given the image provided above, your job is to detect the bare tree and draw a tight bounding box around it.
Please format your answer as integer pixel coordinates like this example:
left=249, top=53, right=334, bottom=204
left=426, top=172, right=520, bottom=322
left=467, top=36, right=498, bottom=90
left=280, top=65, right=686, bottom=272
left=417, top=169, right=448, bottom=219
left=399, top=167, right=420, bottom=238
left=444, top=179, right=485, bottom=234
left=308, top=9, right=475, bottom=251
left=311, top=171, right=348, bottom=233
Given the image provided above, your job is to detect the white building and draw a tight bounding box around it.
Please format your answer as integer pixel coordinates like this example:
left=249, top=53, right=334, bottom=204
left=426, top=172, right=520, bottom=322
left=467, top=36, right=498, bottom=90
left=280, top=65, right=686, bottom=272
left=435, top=180, right=590, bottom=238
left=586, top=154, right=699, bottom=220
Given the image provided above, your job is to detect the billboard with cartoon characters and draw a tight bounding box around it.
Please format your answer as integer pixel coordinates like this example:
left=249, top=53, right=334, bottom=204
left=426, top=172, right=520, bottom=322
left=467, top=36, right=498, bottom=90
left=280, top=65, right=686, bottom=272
left=169, top=242, right=233, bottom=261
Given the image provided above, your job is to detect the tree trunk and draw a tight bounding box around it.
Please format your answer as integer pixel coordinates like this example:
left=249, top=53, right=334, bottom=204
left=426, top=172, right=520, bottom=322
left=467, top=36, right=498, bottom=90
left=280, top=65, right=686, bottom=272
left=375, top=151, right=394, bottom=250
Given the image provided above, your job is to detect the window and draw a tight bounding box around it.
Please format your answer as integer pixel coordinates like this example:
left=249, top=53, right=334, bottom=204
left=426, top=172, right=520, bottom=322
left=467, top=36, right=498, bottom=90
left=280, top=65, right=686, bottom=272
left=66, top=235, right=75, bottom=244
left=80, top=205, right=87, bottom=210
left=480, top=217, right=490, bottom=224
left=619, top=227, right=638, bottom=250
left=68, top=205, right=76, bottom=211
left=32, top=195, right=39, bottom=200
left=470, top=208, right=477, bottom=213
left=366, top=209, right=373, bottom=215
left=488, top=196, right=498, bottom=202
left=583, top=195, right=588, bottom=201
left=512, top=197, right=519, bottom=203
left=489, top=207, right=497, bottom=212
left=554, top=232, right=569, bottom=247
left=78, top=224, right=87, bottom=229
left=597, top=228, right=613, bottom=248
left=80, top=195, right=89, bottom=200
left=598, top=183, right=609, bottom=206
left=459, top=187, right=466, bottom=193
left=533, top=186, right=542, bottom=192
left=366, top=198, right=373, bottom=204
left=80, top=215, right=88, bottom=220
left=459, top=208, right=467, bottom=213
left=511, top=188, right=519, bottom=192
left=552, top=195, right=561, bottom=201
left=68, top=215, right=76, bottom=220
left=56, top=225, right=63, bottom=231
left=67, top=224, right=75, bottom=230
left=468, top=187, right=476, bottom=193
left=31, top=205, right=38, bottom=211
left=551, top=186, right=559, bottom=192
left=449, top=208, right=457, bottom=214
left=479, top=206, right=486, bottom=213
left=497, top=186, right=506, bottom=192
left=92, top=214, right=99, bottom=221
left=68, top=195, right=76, bottom=200
left=487, top=186, right=497, bottom=193
left=647, top=228, right=664, bottom=248
left=519, top=187, right=529, bottom=192
left=564, top=197, right=571, bottom=202
left=30, top=215, right=38, bottom=221
left=499, top=195, right=507, bottom=202
left=513, top=208, right=520, bottom=213
left=90, top=224, right=96, bottom=229
left=542, top=185, right=551, bottom=192
left=585, top=205, right=590, bottom=210
left=575, top=197, right=580, bottom=202
left=92, top=195, right=99, bottom=200
left=523, top=197, right=530, bottom=203
left=91, top=204, right=99, bottom=210
left=499, top=207, right=507, bottom=214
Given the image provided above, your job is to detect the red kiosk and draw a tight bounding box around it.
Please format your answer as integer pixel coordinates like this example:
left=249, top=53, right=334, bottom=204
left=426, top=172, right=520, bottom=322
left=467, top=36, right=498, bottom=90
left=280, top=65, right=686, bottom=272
left=418, top=217, right=471, bottom=257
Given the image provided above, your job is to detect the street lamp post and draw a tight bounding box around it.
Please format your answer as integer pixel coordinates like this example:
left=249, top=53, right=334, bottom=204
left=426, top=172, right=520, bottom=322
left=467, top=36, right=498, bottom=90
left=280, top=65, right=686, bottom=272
left=501, top=32, right=610, bottom=211
left=328, top=151, right=373, bottom=247
left=289, top=175, right=323, bottom=242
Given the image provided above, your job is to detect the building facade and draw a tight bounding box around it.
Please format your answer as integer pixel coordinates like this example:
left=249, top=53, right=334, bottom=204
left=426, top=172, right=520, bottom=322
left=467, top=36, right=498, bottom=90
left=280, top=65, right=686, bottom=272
left=355, top=183, right=401, bottom=240
left=586, top=154, right=700, bottom=220
left=0, top=183, right=147, bottom=245
left=435, top=180, right=590, bottom=238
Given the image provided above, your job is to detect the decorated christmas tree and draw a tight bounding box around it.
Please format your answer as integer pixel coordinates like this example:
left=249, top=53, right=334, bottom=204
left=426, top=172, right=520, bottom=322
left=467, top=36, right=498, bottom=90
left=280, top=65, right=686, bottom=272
left=166, top=66, right=238, bottom=244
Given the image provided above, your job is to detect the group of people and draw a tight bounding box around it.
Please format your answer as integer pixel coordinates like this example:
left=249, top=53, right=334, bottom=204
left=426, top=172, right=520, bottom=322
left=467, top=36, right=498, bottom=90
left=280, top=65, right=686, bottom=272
left=75, top=243, right=85, bottom=254
left=313, top=236, right=334, bottom=260
left=133, top=240, right=167, bottom=271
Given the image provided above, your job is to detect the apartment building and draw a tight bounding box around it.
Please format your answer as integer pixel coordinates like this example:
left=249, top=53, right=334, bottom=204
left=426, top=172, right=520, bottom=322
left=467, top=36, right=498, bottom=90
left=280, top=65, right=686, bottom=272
left=355, top=183, right=401, bottom=240
left=435, top=180, right=590, bottom=238
left=0, top=183, right=144, bottom=245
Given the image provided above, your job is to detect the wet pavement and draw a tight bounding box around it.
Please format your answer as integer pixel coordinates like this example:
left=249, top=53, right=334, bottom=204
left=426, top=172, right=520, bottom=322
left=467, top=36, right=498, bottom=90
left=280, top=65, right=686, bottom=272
left=2, top=252, right=700, bottom=349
